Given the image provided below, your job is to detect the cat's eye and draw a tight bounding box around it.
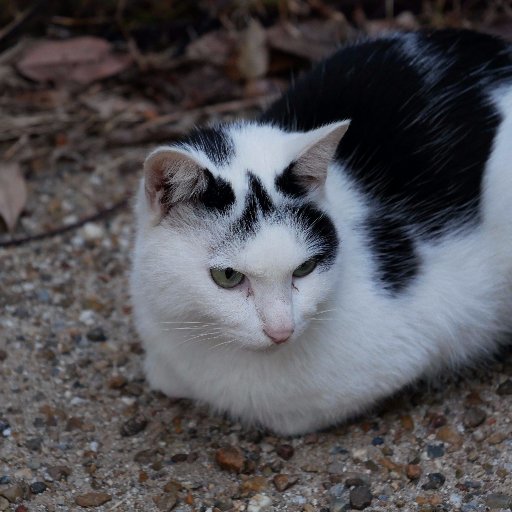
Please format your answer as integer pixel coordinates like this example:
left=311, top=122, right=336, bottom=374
left=293, top=259, right=317, bottom=278
left=210, top=267, right=245, bottom=289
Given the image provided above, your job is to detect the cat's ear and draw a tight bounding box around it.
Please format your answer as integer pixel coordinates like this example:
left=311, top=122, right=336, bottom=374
left=292, top=120, right=350, bottom=190
left=143, top=148, right=208, bottom=212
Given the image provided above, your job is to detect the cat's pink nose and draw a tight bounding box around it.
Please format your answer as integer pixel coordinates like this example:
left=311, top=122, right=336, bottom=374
left=264, top=327, right=294, bottom=344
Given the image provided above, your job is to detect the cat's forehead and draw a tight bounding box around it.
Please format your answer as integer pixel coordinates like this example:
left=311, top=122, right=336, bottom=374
left=180, top=123, right=298, bottom=192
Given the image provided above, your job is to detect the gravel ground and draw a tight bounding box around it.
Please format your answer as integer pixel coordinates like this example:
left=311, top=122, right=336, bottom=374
left=1, top=148, right=512, bottom=512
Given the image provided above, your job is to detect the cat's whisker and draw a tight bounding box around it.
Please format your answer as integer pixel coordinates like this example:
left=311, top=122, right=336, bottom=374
left=209, top=339, right=237, bottom=351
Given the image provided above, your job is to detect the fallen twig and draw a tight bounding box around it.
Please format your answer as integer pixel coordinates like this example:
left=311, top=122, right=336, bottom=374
left=0, top=197, right=129, bottom=248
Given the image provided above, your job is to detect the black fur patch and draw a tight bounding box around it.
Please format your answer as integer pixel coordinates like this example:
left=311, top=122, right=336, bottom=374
left=180, top=126, right=235, bottom=167
left=232, top=173, right=275, bottom=233
left=198, top=169, right=236, bottom=212
left=289, top=203, right=338, bottom=267
left=367, top=215, right=420, bottom=293
left=275, top=162, right=307, bottom=198
left=262, top=29, right=512, bottom=291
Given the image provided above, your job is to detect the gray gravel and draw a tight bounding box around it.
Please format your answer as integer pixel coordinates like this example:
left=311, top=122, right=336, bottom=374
left=1, top=154, right=512, bottom=511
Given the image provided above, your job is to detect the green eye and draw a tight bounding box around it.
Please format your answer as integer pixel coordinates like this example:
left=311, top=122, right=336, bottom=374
left=210, top=267, right=245, bottom=288
left=293, top=259, right=317, bottom=278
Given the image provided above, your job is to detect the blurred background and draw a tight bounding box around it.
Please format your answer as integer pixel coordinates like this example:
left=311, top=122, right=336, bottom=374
left=0, top=0, right=510, bottom=245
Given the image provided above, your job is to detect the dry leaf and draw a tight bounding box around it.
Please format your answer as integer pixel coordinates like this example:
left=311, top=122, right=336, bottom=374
left=267, top=18, right=352, bottom=62
left=237, top=19, right=268, bottom=81
left=186, top=30, right=236, bottom=66
left=17, top=37, right=132, bottom=84
left=0, top=162, right=27, bottom=232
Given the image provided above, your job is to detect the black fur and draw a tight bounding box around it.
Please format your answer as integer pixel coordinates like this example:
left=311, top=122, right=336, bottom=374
left=275, top=162, right=307, bottom=198
left=232, top=174, right=275, bottom=233
left=366, top=215, right=420, bottom=293
left=198, top=169, right=236, bottom=212
left=289, top=204, right=338, bottom=268
left=265, top=29, right=512, bottom=291
left=181, top=126, right=234, bottom=167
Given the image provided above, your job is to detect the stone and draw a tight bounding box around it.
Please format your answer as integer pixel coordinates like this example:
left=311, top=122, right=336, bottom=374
left=371, top=436, right=384, bottom=445
left=247, top=494, right=272, bottom=512
left=241, top=476, right=267, bottom=493
left=47, top=466, right=71, bottom=481
left=273, top=474, right=298, bottom=492
left=275, top=444, right=294, bottom=460
left=0, top=350, right=7, bottom=362
left=108, top=375, right=127, bottom=389
left=0, top=497, right=8, bottom=511
left=86, top=327, right=107, bottom=342
left=0, top=483, right=28, bottom=503
left=406, top=464, right=422, bottom=480
left=436, top=425, right=462, bottom=446
left=329, top=497, right=349, bottom=512
left=153, top=492, right=178, bottom=511
left=463, top=408, right=486, bottom=429
left=349, top=485, right=372, bottom=510
left=426, top=444, right=444, bottom=458
left=0, top=477, right=10, bottom=485
left=29, top=481, right=47, bottom=494
left=120, top=414, right=148, bottom=436
left=25, top=437, right=43, bottom=451
left=484, top=493, right=512, bottom=509
left=496, top=379, right=512, bottom=396
left=170, top=453, right=188, bottom=463
left=75, top=492, right=112, bottom=507
left=422, top=473, right=446, bottom=490
left=215, top=446, right=245, bottom=473
left=400, top=415, right=414, bottom=431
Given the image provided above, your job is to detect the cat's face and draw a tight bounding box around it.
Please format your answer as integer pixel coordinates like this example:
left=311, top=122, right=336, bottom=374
left=135, top=121, right=349, bottom=350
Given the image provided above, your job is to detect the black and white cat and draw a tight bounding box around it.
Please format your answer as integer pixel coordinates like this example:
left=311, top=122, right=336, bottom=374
left=131, top=30, right=512, bottom=435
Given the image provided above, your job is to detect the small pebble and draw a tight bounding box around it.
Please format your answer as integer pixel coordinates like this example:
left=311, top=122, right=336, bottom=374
left=349, top=485, right=372, bottom=510
left=273, top=474, right=298, bottom=492
left=0, top=497, right=8, bottom=511
left=463, top=407, right=487, bottom=428
left=247, top=494, right=272, bottom=512
left=75, top=492, right=112, bottom=507
left=120, top=414, right=148, bottom=437
left=406, top=464, right=422, bottom=480
left=29, top=481, right=47, bottom=494
left=0, top=350, right=7, bottom=362
left=0, top=477, right=10, bottom=485
left=496, top=379, right=512, bottom=396
left=276, top=444, right=294, bottom=460
left=436, top=425, right=462, bottom=446
left=215, top=446, right=245, bottom=473
left=329, top=497, right=349, bottom=512
left=25, top=437, right=43, bottom=451
left=484, top=493, right=512, bottom=509
left=426, top=443, right=444, bottom=458
left=47, top=466, right=71, bottom=481
left=371, top=436, right=384, bottom=446
left=422, top=473, right=446, bottom=490
left=86, top=327, right=107, bottom=342
left=1, top=483, right=27, bottom=503
left=0, top=420, right=10, bottom=435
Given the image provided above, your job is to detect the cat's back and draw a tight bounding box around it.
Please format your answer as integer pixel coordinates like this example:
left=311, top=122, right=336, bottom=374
left=264, top=30, right=512, bottom=239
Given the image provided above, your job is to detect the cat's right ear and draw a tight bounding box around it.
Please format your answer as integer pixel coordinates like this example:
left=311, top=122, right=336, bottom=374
left=143, top=148, right=208, bottom=213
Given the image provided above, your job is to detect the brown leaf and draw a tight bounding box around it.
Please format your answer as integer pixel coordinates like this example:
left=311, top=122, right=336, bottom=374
left=0, top=162, right=27, bottom=232
left=267, top=18, right=352, bottom=62
left=17, top=37, right=132, bottom=84
left=237, top=19, right=268, bottom=81
left=186, top=29, right=236, bottom=66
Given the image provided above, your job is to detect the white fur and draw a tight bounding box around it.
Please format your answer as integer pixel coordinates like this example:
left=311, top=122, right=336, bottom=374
left=131, top=94, right=512, bottom=435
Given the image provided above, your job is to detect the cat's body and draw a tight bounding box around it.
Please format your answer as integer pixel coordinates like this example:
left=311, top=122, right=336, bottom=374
left=131, top=30, right=512, bottom=435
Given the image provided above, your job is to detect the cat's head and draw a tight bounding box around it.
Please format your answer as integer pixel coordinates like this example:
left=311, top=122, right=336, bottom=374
left=133, top=121, right=349, bottom=350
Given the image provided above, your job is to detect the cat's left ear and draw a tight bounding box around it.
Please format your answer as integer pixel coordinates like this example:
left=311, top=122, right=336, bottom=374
left=292, top=120, right=350, bottom=190
left=143, top=148, right=208, bottom=213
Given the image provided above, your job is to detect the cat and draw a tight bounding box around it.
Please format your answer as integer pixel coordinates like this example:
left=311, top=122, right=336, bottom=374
left=131, top=29, right=512, bottom=436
